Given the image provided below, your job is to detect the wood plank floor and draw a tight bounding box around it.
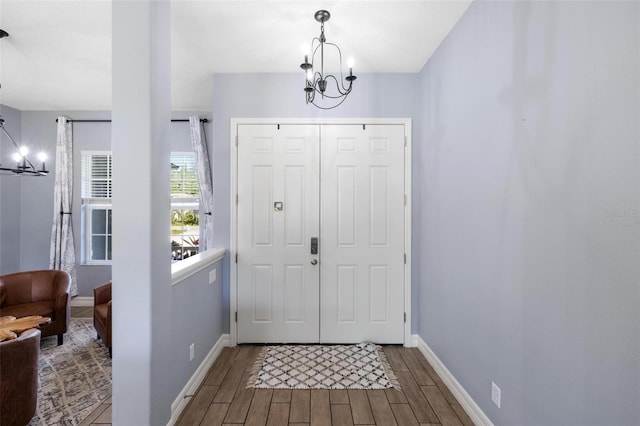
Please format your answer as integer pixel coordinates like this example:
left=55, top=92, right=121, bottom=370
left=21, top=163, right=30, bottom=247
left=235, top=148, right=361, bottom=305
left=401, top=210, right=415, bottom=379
left=78, top=344, right=475, bottom=425
left=71, top=305, right=94, bottom=318
left=173, top=345, right=475, bottom=426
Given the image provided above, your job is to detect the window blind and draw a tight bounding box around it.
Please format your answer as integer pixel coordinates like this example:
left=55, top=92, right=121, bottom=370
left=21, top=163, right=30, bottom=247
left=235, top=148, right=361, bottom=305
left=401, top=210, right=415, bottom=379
left=81, top=152, right=112, bottom=199
left=170, top=152, right=199, bottom=198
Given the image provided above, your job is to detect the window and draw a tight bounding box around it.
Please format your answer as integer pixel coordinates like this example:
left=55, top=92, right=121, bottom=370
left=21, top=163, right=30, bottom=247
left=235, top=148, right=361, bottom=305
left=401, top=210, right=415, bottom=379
left=81, top=152, right=113, bottom=264
left=170, top=152, right=200, bottom=262
left=80, top=151, right=200, bottom=265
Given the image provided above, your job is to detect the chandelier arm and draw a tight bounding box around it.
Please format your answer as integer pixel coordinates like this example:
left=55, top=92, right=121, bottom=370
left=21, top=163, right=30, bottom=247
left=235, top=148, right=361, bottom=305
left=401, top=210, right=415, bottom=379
left=318, top=74, right=349, bottom=97
left=308, top=73, right=319, bottom=101
left=307, top=86, right=315, bottom=102
left=306, top=74, right=319, bottom=103
left=307, top=40, right=322, bottom=86
left=312, top=84, right=345, bottom=99
left=323, top=42, right=351, bottom=93
left=307, top=87, right=315, bottom=104
left=311, top=37, right=321, bottom=52
left=0, top=123, right=40, bottom=173
left=310, top=38, right=322, bottom=71
left=0, top=167, right=45, bottom=176
left=311, top=93, right=350, bottom=110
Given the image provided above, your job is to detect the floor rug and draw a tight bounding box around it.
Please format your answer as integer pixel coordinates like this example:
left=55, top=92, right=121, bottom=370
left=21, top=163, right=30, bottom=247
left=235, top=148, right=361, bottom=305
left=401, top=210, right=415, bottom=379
left=28, top=318, right=112, bottom=426
left=247, top=343, right=400, bottom=390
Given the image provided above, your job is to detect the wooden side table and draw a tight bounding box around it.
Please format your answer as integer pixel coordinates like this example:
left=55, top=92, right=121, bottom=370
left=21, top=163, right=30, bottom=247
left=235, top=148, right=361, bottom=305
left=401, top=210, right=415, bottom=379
left=0, top=316, right=51, bottom=341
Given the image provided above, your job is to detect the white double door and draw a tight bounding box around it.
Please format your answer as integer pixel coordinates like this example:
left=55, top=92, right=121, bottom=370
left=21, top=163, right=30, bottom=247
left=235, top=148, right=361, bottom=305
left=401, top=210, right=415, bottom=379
left=237, top=123, right=406, bottom=344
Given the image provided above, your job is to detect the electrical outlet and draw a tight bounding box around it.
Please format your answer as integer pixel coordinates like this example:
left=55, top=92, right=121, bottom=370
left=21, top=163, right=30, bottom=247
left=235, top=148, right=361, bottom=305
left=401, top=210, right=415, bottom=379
left=209, top=269, right=217, bottom=285
left=189, top=343, right=194, bottom=362
left=491, top=382, right=501, bottom=408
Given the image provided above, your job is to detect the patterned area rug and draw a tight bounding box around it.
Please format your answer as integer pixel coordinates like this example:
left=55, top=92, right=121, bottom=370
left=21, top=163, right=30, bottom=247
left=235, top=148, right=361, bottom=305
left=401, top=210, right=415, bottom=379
left=28, top=318, right=112, bottom=426
left=247, top=343, right=400, bottom=390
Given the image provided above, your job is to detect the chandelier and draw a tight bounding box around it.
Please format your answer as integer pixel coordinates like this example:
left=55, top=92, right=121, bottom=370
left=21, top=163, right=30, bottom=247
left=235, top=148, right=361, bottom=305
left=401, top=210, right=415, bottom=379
left=0, top=117, right=49, bottom=176
left=300, top=10, right=356, bottom=110
left=0, top=29, right=48, bottom=176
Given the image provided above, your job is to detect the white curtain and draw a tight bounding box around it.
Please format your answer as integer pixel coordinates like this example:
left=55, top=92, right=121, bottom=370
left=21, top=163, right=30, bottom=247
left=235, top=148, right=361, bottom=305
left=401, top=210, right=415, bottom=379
left=189, top=116, right=214, bottom=251
left=49, top=117, right=78, bottom=296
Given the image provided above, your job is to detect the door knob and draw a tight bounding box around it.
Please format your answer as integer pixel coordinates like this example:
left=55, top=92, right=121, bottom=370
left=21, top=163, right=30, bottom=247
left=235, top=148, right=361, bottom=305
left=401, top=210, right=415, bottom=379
left=310, top=259, right=318, bottom=265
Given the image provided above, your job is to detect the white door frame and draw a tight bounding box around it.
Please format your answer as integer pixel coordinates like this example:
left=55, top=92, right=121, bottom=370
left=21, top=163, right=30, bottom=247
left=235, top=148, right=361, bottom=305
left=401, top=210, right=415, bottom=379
left=229, top=118, right=413, bottom=347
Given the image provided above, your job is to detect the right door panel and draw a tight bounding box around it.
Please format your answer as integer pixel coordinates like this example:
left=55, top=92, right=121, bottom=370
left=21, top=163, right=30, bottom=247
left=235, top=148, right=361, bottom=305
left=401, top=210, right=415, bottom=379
left=320, top=124, right=406, bottom=343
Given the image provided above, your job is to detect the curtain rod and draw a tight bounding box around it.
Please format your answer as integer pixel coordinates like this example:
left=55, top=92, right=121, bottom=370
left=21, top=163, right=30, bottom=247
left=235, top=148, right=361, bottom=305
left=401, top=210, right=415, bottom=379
left=54, top=118, right=208, bottom=123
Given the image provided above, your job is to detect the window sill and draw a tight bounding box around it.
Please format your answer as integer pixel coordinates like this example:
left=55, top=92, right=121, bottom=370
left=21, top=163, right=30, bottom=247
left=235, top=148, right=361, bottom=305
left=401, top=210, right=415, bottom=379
left=171, top=248, right=225, bottom=286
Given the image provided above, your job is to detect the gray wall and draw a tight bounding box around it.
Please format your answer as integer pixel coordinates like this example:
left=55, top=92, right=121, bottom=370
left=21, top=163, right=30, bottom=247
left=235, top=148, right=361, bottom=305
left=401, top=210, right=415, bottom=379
left=211, top=72, right=421, bottom=333
left=417, top=1, right=639, bottom=424
left=4, top=102, right=224, bottom=422
left=0, top=104, right=23, bottom=274
left=170, top=258, right=225, bottom=402
left=19, top=111, right=112, bottom=295
left=11, top=110, right=211, bottom=296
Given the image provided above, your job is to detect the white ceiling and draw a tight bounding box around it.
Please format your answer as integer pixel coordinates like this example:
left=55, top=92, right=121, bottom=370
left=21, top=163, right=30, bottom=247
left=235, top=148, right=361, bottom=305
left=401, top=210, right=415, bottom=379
left=0, top=0, right=472, bottom=111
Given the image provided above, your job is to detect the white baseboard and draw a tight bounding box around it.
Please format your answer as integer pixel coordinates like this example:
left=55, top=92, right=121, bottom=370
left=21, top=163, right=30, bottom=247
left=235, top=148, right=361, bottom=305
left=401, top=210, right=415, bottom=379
left=167, top=333, right=231, bottom=426
left=70, top=296, right=94, bottom=307
left=406, top=334, right=418, bottom=347
left=413, top=334, right=494, bottom=426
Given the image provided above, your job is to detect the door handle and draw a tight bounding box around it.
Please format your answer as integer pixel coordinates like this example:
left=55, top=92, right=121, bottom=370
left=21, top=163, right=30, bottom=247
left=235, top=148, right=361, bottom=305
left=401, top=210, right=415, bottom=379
left=310, top=237, right=318, bottom=255
left=310, top=259, right=318, bottom=265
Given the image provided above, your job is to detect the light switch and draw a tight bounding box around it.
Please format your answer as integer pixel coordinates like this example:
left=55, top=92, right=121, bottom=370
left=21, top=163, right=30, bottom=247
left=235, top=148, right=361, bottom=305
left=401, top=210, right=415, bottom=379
left=209, top=269, right=217, bottom=285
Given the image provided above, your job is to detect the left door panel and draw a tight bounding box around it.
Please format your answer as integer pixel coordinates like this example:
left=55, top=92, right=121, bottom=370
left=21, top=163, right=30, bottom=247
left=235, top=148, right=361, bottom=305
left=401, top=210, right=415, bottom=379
left=237, top=124, right=320, bottom=343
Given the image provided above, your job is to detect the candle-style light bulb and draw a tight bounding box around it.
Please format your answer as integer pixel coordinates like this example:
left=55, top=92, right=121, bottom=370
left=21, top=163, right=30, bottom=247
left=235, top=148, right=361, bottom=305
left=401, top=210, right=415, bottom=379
left=12, top=151, right=26, bottom=171
left=38, top=152, right=47, bottom=171
left=19, top=146, right=28, bottom=157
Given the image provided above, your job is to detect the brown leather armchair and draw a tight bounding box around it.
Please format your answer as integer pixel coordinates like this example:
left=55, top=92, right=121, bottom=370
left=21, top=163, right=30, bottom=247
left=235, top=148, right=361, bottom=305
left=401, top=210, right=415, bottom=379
left=93, top=282, right=111, bottom=356
left=0, top=270, right=71, bottom=345
left=0, top=328, right=41, bottom=426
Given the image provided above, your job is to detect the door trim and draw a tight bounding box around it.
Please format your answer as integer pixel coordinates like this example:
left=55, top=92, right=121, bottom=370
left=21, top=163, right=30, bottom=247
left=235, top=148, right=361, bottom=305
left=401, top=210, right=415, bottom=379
left=230, top=118, right=413, bottom=346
